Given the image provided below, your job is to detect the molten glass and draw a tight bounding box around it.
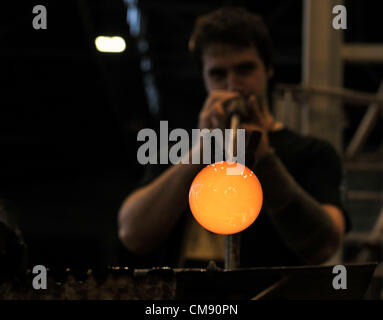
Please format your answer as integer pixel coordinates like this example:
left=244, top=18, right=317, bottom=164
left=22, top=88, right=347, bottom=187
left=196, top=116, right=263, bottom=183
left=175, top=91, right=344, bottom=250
left=189, top=161, right=263, bottom=234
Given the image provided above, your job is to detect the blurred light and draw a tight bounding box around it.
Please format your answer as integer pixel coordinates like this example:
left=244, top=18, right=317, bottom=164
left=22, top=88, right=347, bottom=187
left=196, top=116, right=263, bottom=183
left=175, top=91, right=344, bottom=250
left=95, top=36, right=126, bottom=53
left=127, top=7, right=141, bottom=37
left=144, top=74, right=160, bottom=115
left=137, top=39, right=149, bottom=53
left=140, top=57, right=151, bottom=72
left=125, top=0, right=141, bottom=37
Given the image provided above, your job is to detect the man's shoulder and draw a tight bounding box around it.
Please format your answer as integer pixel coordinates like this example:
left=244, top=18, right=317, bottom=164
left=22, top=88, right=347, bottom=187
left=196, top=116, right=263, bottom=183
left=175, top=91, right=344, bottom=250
left=269, top=127, right=344, bottom=177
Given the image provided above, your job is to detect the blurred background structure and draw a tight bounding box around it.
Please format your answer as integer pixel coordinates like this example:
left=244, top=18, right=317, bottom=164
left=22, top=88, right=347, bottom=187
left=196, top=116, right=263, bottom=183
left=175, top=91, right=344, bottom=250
left=0, top=0, right=382, bottom=297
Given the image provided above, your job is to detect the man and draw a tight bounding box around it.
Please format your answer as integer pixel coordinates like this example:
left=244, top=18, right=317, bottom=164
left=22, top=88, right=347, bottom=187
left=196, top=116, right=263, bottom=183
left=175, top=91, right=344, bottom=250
left=118, top=7, right=350, bottom=268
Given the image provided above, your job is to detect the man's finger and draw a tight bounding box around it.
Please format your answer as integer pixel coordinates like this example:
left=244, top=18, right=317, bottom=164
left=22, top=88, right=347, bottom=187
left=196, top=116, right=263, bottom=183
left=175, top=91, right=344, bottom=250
left=210, top=106, right=226, bottom=129
left=240, top=123, right=263, bottom=131
left=211, top=90, right=241, bottom=99
left=248, top=94, right=266, bottom=128
left=203, top=91, right=240, bottom=112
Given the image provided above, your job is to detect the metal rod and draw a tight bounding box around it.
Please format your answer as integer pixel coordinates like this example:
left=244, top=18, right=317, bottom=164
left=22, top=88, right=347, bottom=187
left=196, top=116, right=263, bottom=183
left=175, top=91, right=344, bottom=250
left=224, top=114, right=241, bottom=270
left=225, top=233, right=241, bottom=270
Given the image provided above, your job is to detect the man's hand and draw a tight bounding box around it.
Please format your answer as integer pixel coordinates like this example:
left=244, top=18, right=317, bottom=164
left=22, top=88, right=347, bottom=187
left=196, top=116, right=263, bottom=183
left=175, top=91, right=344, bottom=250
left=240, top=94, right=274, bottom=162
left=199, top=90, right=274, bottom=162
left=198, top=90, right=240, bottom=130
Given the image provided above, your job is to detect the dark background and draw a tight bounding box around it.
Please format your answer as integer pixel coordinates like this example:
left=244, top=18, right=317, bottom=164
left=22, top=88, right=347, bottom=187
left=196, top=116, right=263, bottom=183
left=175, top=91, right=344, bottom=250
left=0, top=0, right=382, bottom=269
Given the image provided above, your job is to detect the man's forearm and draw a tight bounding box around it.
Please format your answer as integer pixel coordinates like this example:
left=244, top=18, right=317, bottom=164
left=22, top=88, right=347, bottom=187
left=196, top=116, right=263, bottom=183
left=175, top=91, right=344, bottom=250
left=253, top=150, right=340, bottom=264
left=118, top=159, right=204, bottom=254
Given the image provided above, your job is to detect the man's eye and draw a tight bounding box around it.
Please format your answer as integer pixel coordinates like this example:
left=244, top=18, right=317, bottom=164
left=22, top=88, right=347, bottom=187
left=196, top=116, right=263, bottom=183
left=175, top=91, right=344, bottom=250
left=235, top=64, right=256, bottom=75
left=209, top=70, right=226, bottom=80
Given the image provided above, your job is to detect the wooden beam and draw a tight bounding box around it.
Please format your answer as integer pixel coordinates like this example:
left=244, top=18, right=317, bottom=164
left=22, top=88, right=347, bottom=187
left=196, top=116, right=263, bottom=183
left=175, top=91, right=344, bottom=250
left=275, top=84, right=383, bottom=107
left=342, top=44, right=383, bottom=63
left=302, top=0, right=345, bottom=152
left=345, top=82, right=383, bottom=159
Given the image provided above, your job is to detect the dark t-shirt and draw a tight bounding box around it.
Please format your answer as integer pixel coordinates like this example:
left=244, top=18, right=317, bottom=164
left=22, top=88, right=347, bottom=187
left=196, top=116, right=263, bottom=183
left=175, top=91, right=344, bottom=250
left=135, top=127, right=351, bottom=268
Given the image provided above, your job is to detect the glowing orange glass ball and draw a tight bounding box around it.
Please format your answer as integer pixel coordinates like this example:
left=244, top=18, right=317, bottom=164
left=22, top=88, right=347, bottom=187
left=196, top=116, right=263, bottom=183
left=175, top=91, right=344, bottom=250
left=189, top=161, right=263, bottom=235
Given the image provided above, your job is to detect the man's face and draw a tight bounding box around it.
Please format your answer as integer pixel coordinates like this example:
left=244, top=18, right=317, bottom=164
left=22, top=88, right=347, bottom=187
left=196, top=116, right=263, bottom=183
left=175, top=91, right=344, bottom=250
left=202, top=43, right=273, bottom=101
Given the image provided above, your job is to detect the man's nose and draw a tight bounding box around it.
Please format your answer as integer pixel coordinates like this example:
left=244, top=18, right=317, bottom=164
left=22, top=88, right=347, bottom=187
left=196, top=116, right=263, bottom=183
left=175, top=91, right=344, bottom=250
left=227, top=71, right=244, bottom=93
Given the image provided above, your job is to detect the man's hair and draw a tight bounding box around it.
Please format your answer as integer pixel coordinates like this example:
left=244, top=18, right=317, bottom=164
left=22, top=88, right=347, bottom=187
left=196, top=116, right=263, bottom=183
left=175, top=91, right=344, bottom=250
left=189, top=7, right=273, bottom=70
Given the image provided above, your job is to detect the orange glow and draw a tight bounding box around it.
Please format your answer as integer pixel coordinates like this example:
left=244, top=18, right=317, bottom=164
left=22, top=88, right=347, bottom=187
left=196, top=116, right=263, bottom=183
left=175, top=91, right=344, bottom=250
left=189, top=161, right=263, bottom=235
